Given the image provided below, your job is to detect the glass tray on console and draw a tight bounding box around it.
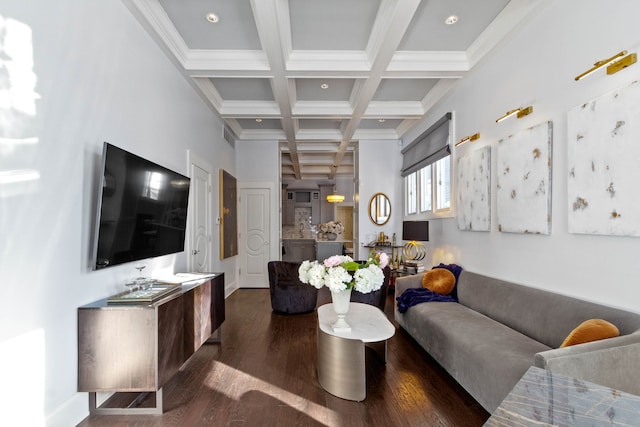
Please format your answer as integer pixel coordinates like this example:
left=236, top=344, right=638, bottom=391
left=107, top=283, right=181, bottom=304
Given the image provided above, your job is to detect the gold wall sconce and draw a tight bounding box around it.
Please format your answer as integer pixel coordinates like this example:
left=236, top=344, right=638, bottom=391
left=455, top=133, right=480, bottom=147
left=574, top=50, right=637, bottom=81
left=607, top=53, right=637, bottom=75
left=495, top=106, right=533, bottom=123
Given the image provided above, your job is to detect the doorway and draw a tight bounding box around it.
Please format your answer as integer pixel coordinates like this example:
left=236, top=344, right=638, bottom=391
left=238, top=183, right=274, bottom=288
left=188, top=152, right=212, bottom=273
left=336, top=206, right=353, bottom=252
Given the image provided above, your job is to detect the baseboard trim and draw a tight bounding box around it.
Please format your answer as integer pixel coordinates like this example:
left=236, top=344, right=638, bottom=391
left=46, top=392, right=88, bottom=427
left=225, top=280, right=239, bottom=298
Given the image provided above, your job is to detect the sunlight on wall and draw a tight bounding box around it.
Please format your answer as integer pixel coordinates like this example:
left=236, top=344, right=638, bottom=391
left=0, top=329, right=45, bottom=426
left=0, top=16, right=44, bottom=426
left=205, top=361, right=340, bottom=425
left=0, top=15, right=40, bottom=199
left=430, top=246, right=458, bottom=266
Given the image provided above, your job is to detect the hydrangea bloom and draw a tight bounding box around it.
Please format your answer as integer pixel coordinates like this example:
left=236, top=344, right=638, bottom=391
left=324, top=255, right=352, bottom=268
left=298, top=252, right=386, bottom=294
left=299, top=260, right=326, bottom=289
left=324, top=266, right=352, bottom=292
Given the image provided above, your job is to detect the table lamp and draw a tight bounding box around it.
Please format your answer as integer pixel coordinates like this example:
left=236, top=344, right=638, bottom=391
left=402, top=220, right=429, bottom=261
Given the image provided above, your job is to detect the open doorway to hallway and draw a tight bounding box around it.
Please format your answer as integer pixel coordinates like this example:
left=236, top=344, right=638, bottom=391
left=336, top=206, right=353, bottom=252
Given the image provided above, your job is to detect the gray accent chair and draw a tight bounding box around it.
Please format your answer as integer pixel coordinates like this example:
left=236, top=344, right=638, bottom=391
left=395, top=270, right=640, bottom=413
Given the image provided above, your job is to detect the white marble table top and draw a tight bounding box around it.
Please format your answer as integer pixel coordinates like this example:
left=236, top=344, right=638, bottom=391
left=317, top=302, right=395, bottom=342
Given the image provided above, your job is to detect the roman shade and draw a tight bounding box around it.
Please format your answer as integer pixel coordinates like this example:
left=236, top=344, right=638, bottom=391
left=401, top=112, right=452, bottom=177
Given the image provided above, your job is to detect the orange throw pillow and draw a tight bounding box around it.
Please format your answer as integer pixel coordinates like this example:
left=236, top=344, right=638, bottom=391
left=422, top=269, right=456, bottom=295
left=560, top=319, right=620, bottom=348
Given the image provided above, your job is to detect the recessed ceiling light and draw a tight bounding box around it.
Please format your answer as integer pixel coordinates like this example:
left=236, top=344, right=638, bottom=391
left=255, top=118, right=262, bottom=123
left=445, top=15, right=458, bottom=25
left=206, top=13, right=219, bottom=23
left=320, top=83, right=329, bottom=89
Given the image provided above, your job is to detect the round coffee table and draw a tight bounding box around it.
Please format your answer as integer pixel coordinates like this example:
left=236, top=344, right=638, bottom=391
left=316, top=302, right=395, bottom=401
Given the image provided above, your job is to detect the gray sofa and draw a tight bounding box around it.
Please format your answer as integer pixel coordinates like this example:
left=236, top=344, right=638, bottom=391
left=394, top=270, right=640, bottom=413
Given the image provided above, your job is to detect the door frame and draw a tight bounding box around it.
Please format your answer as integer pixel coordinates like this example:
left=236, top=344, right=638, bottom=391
left=238, top=181, right=278, bottom=287
left=187, top=151, right=213, bottom=272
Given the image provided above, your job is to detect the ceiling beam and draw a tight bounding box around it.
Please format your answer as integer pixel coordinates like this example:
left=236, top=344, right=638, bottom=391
left=331, top=0, right=422, bottom=178
left=251, top=0, right=301, bottom=179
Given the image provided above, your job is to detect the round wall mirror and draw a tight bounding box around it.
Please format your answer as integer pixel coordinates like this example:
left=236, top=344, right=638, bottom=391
left=368, top=192, right=391, bottom=226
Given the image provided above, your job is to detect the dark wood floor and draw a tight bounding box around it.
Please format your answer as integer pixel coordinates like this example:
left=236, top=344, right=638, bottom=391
left=79, top=289, right=489, bottom=426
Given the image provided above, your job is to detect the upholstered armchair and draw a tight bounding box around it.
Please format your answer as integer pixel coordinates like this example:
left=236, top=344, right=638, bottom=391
left=350, top=265, right=391, bottom=311
left=268, top=261, right=318, bottom=314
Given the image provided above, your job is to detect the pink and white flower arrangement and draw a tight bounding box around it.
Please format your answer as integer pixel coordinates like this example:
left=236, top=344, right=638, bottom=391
left=318, top=221, right=345, bottom=235
left=298, top=252, right=388, bottom=293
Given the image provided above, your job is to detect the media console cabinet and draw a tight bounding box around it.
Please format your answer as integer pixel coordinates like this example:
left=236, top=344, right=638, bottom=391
left=77, top=273, right=224, bottom=415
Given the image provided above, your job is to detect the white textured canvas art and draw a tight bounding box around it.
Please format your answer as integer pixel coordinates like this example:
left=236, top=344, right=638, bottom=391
left=456, top=145, right=491, bottom=231
left=496, top=121, right=553, bottom=234
left=567, top=80, right=640, bottom=236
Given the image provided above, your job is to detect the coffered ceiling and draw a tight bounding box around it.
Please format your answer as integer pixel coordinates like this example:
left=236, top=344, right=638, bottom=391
left=123, top=0, right=543, bottom=181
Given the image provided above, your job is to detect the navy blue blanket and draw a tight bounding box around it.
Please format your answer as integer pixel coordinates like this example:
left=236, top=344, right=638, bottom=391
left=396, top=288, right=458, bottom=313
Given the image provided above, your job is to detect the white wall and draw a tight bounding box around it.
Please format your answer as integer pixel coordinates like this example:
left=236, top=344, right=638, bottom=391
left=0, top=1, right=234, bottom=425
left=357, top=139, right=403, bottom=259
left=401, top=0, right=640, bottom=312
left=335, top=176, right=355, bottom=207
left=235, top=140, right=280, bottom=184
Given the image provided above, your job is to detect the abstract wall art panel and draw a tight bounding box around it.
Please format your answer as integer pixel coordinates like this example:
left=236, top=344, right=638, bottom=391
left=567, top=80, right=640, bottom=236
left=496, top=121, right=553, bottom=234
left=456, top=145, right=491, bottom=231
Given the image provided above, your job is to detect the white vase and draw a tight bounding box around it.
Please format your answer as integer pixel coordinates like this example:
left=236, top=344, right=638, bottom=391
left=330, top=289, right=352, bottom=331
left=326, top=232, right=337, bottom=240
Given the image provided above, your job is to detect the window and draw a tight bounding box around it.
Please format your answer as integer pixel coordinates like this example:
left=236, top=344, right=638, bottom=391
left=401, top=113, right=453, bottom=217
left=435, top=156, right=450, bottom=210
left=143, top=171, right=164, bottom=200
left=418, top=165, right=432, bottom=212
left=405, top=172, right=417, bottom=215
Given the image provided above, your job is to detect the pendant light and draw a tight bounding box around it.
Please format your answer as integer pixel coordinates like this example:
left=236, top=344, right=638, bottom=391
left=326, top=186, right=345, bottom=203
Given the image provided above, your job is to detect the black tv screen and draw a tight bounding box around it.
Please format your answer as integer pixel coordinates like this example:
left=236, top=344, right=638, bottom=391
left=92, top=142, right=190, bottom=270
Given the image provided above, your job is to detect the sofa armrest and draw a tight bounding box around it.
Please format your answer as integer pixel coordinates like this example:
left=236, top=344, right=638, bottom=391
left=534, top=332, right=640, bottom=396
left=394, top=274, right=423, bottom=299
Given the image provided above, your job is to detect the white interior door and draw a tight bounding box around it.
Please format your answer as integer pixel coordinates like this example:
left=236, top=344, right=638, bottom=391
left=189, top=154, right=212, bottom=273
left=238, top=186, right=270, bottom=288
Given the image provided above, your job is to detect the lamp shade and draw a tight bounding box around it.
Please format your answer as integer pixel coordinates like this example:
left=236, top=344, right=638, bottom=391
left=402, top=221, right=429, bottom=241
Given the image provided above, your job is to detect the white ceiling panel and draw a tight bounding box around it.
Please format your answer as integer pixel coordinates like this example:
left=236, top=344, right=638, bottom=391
left=158, top=0, right=262, bottom=50
left=210, top=78, right=274, bottom=101
left=398, top=0, right=510, bottom=51
left=373, top=78, right=438, bottom=101
left=236, top=118, right=283, bottom=130
left=295, top=78, right=355, bottom=101
left=126, top=0, right=544, bottom=181
left=289, top=0, right=382, bottom=51
left=298, top=119, right=343, bottom=130
left=359, top=119, right=403, bottom=129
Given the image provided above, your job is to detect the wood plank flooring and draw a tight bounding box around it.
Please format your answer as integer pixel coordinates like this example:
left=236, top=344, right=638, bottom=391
left=78, top=289, right=489, bottom=426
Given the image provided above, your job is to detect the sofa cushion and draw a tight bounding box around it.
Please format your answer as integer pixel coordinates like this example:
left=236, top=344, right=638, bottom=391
left=422, top=268, right=456, bottom=295
left=560, top=319, right=620, bottom=348
left=397, top=300, right=550, bottom=412
left=456, top=271, right=640, bottom=348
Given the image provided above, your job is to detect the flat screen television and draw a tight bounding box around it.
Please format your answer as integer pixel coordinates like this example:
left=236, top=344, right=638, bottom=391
left=92, top=142, right=190, bottom=270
